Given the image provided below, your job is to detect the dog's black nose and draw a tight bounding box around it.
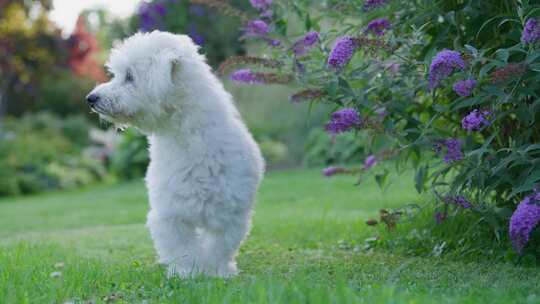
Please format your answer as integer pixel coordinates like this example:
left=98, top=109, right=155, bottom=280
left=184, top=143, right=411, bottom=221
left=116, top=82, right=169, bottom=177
left=86, top=94, right=100, bottom=106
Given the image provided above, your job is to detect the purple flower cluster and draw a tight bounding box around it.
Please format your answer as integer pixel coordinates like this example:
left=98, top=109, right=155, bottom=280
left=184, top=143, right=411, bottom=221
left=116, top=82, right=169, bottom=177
left=230, top=69, right=262, bottom=84
left=322, top=166, right=345, bottom=177
left=138, top=1, right=168, bottom=32
left=325, top=108, right=362, bottom=135
left=188, top=24, right=205, bottom=46
left=446, top=196, right=472, bottom=209
left=509, top=192, right=540, bottom=253
left=250, top=0, right=273, bottom=19
left=522, top=19, right=540, bottom=44
left=384, top=62, right=400, bottom=75
left=250, top=0, right=272, bottom=10
left=363, top=0, right=388, bottom=11
left=243, top=19, right=280, bottom=46
left=428, top=50, right=465, bottom=89
left=260, top=9, right=273, bottom=19
left=444, top=138, right=463, bottom=163
left=364, top=155, right=377, bottom=170
left=435, top=138, right=463, bottom=163
left=244, top=19, right=270, bottom=37
left=453, top=79, right=477, bottom=97
left=366, top=18, right=391, bottom=36
left=328, top=36, right=357, bottom=69
left=292, top=31, right=320, bottom=56
left=462, top=109, right=490, bottom=131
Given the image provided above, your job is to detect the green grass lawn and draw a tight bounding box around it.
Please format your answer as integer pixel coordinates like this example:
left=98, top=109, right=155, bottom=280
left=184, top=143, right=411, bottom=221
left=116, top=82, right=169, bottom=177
left=1, top=169, right=539, bottom=303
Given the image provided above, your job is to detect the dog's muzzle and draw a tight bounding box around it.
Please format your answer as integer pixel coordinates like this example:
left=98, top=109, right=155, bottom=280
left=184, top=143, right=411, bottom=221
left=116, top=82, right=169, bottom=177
left=86, top=93, right=101, bottom=108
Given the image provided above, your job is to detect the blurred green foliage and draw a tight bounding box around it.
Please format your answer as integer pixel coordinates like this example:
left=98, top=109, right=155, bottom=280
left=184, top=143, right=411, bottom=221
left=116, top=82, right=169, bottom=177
left=0, top=112, right=105, bottom=196
left=109, top=129, right=149, bottom=180
left=303, top=129, right=367, bottom=167
left=226, top=82, right=334, bottom=166
left=129, top=0, right=249, bottom=67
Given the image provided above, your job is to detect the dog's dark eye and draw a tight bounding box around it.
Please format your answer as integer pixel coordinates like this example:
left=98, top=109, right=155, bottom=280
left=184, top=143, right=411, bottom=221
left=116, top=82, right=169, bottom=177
left=125, top=71, right=134, bottom=83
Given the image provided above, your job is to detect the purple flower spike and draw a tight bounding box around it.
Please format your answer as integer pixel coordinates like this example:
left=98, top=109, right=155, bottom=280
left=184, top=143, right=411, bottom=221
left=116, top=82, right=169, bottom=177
left=153, top=3, right=167, bottom=16
left=323, top=166, right=345, bottom=177
left=366, top=18, right=391, bottom=36
left=453, top=79, right=477, bottom=97
left=461, top=109, right=490, bottom=131
left=230, top=69, right=262, bottom=84
left=446, top=196, right=472, bottom=209
left=250, top=0, right=272, bottom=10
left=510, top=193, right=540, bottom=253
left=364, top=155, right=378, bottom=170
left=293, top=31, right=320, bottom=56
left=138, top=1, right=169, bottom=32
left=428, top=50, right=465, bottom=89
left=325, top=108, right=362, bottom=135
left=245, top=19, right=270, bottom=37
left=522, top=19, right=540, bottom=44
left=443, top=138, right=463, bottom=163
left=384, top=62, right=400, bottom=75
left=363, top=0, right=388, bottom=11
left=328, top=36, right=357, bottom=69
left=267, top=38, right=281, bottom=47
left=260, top=9, right=273, bottom=19
left=303, top=31, right=320, bottom=46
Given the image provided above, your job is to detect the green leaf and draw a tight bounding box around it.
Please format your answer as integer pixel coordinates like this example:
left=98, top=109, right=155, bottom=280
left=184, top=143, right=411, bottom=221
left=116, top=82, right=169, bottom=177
left=479, top=62, right=497, bottom=78
left=529, top=63, right=540, bottom=72
left=275, top=19, right=288, bottom=36
left=464, top=44, right=479, bottom=57
left=305, top=13, right=312, bottom=31
left=375, top=169, right=389, bottom=190
left=415, top=165, right=428, bottom=194
left=495, top=48, right=509, bottom=63
left=453, top=97, right=483, bottom=110
left=338, top=77, right=354, bottom=97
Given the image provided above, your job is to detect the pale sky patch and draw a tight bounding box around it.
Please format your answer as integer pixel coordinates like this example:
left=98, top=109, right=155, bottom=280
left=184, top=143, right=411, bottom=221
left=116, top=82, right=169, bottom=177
left=50, top=0, right=141, bottom=34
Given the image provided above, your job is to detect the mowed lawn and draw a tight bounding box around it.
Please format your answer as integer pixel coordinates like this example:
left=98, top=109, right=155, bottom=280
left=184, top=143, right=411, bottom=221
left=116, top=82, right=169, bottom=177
left=1, top=169, right=539, bottom=303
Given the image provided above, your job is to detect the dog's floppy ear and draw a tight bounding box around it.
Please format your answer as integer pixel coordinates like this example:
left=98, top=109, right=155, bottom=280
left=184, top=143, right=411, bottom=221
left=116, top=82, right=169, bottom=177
left=160, top=49, right=181, bottom=83
left=169, top=56, right=181, bottom=83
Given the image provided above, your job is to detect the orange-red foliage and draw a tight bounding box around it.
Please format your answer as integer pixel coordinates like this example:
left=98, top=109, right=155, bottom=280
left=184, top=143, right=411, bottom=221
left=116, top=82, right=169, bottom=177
left=68, top=16, right=106, bottom=82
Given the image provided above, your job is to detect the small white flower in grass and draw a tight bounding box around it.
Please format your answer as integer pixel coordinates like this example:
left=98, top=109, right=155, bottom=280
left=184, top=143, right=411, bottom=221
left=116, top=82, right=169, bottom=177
left=50, top=271, right=62, bottom=278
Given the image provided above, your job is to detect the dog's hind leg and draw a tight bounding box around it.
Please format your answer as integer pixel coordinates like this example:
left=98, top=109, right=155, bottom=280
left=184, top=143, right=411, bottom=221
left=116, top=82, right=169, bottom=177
left=202, top=212, right=252, bottom=278
left=146, top=209, right=203, bottom=278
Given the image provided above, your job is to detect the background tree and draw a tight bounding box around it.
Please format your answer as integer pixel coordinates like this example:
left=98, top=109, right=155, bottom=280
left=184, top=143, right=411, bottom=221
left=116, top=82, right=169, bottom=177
left=0, top=0, right=65, bottom=116
left=131, top=0, right=249, bottom=67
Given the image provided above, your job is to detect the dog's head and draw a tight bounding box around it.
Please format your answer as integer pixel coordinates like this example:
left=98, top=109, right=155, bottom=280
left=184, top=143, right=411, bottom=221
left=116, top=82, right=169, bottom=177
left=86, top=31, right=204, bottom=131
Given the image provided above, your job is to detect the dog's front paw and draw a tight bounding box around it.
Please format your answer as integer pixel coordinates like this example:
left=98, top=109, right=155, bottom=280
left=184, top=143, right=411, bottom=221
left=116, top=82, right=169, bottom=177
left=166, top=261, right=239, bottom=279
left=166, top=264, right=200, bottom=279
left=214, top=261, right=238, bottom=278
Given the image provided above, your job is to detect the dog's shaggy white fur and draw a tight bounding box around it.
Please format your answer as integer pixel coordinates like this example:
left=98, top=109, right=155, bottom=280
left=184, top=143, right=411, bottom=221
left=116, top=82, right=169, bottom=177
left=87, top=31, right=264, bottom=278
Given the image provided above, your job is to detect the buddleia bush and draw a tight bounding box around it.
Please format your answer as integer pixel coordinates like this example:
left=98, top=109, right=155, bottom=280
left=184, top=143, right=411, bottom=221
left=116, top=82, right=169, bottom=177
left=195, top=0, right=540, bottom=256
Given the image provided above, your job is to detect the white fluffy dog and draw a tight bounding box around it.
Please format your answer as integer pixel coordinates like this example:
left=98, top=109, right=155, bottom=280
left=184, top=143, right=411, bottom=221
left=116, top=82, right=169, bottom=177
left=86, top=31, right=264, bottom=278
